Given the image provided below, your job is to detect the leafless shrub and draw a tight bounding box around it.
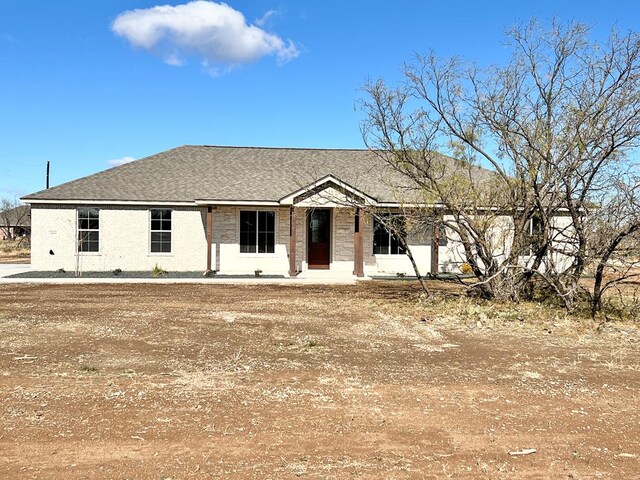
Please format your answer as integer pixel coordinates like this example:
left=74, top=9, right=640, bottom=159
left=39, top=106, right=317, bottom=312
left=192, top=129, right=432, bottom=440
left=361, top=19, right=640, bottom=315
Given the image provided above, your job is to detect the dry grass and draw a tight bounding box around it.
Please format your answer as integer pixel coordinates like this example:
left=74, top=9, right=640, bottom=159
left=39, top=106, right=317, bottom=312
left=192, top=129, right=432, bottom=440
left=1, top=282, right=639, bottom=479
left=0, top=238, right=30, bottom=263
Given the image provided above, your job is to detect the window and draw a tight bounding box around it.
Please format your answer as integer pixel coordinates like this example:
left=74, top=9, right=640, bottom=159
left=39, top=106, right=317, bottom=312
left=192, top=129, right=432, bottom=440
left=526, top=214, right=543, bottom=255
left=78, top=207, right=100, bottom=252
left=240, top=210, right=275, bottom=253
left=373, top=215, right=406, bottom=255
left=150, top=209, right=172, bottom=253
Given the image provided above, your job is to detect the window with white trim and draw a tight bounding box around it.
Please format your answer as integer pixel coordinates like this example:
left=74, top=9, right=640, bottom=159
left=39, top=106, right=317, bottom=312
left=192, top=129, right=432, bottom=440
left=78, top=207, right=100, bottom=252
left=240, top=210, right=275, bottom=253
left=373, top=214, right=406, bottom=255
left=150, top=209, right=172, bottom=253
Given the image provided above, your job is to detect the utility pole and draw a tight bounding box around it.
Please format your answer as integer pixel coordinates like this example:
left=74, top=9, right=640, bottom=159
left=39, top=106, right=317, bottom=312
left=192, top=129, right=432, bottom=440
left=46, top=161, right=50, bottom=189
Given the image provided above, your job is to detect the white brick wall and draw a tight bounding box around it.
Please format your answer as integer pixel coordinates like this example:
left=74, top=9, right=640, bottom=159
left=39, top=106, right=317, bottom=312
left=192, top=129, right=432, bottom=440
left=31, top=205, right=207, bottom=272
left=438, top=214, right=576, bottom=274
left=31, top=206, right=77, bottom=271
left=30, top=204, right=438, bottom=276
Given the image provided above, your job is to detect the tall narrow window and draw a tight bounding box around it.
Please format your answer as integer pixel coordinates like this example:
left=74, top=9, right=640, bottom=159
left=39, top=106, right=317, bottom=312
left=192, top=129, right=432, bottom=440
left=373, top=214, right=406, bottom=255
left=78, top=207, right=100, bottom=252
left=526, top=214, right=543, bottom=255
left=150, top=209, right=172, bottom=253
left=240, top=210, right=275, bottom=253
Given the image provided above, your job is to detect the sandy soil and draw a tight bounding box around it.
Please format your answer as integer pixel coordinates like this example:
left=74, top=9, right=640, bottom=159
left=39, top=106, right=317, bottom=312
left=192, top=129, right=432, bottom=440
left=1, top=282, right=639, bottom=479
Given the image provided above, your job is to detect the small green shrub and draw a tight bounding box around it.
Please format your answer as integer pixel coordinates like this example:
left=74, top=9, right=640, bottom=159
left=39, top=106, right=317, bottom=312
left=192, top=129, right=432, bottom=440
left=151, top=264, right=167, bottom=277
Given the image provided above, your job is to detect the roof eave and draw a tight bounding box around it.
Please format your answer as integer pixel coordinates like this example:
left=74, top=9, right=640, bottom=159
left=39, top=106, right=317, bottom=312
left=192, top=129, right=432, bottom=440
left=23, top=199, right=197, bottom=206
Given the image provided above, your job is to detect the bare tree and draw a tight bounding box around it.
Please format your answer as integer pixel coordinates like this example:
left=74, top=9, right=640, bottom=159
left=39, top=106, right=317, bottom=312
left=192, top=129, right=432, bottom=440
left=585, top=173, right=640, bottom=316
left=0, top=197, right=29, bottom=242
left=361, top=19, right=640, bottom=312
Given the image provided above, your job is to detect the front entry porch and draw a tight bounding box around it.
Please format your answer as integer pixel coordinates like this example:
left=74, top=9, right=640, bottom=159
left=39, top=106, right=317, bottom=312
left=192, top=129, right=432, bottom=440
left=287, top=206, right=365, bottom=278
left=201, top=204, right=366, bottom=278
left=200, top=174, right=438, bottom=278
left=201, top=204, right=438, bottom=279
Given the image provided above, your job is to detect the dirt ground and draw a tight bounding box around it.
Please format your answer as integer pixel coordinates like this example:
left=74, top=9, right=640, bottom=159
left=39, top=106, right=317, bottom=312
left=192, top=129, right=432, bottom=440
left=1, top=282, right=639, bottom=479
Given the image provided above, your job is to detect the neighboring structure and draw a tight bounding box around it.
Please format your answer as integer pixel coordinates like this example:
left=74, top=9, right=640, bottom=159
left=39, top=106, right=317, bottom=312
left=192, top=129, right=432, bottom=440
left=0, top=205, right=31, bottom=241
left=21, top=145, right=491, bottom=276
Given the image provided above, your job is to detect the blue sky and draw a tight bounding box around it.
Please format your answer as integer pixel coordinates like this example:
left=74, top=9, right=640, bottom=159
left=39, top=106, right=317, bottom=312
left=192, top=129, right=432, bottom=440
left=1, top=0, right=640, bottom=199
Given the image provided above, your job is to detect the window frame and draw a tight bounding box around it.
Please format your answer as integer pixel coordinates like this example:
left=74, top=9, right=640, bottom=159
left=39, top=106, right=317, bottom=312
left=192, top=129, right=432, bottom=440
left=373, top=214, right=406, bottom=256
left=77, top=207, right=100, bottom=254
left=239, top=209, right=276, bottom=255
left=149, top=208, right=173, bottom=254
left=526, top=214, right=543, bottom=256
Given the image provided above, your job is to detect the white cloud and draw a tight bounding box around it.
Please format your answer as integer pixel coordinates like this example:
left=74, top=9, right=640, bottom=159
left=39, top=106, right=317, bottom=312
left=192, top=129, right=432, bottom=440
left=164, top=51, right=185, bottom=66
left=111, top=1, right=299, bottom=69
left=255, top=9, right=277, bottom=27
left=107, top=156, right=136, bottom=167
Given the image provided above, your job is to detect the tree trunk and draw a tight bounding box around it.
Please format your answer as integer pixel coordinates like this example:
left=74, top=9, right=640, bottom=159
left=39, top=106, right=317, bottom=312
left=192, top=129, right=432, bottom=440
left=401, top=241, right=429, bottom=297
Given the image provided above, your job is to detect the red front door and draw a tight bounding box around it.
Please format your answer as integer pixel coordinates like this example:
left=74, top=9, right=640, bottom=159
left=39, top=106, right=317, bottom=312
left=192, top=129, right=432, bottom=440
left=308, top=209, right=331, bottom=269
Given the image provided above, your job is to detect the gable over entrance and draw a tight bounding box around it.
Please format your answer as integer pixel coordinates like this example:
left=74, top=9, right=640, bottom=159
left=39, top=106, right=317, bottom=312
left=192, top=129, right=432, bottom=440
left=279, top=175, right=377, bottom=207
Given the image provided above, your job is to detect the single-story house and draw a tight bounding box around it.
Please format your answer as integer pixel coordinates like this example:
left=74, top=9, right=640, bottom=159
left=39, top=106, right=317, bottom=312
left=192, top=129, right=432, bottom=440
left=0, top=205, right=31, bottom=241
left=21, top=145, right=550, bottom=277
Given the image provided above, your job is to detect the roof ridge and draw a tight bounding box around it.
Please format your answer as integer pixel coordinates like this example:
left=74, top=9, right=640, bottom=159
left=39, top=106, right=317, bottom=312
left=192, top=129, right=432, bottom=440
left=184, top=145, right=369, bottom=152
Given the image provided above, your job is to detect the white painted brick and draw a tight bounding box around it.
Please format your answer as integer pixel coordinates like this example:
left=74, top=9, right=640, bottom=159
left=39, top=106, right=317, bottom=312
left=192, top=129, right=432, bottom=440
left=31, top=205, right=207, bottom=272
left=30, top=204, right=443, bottom=276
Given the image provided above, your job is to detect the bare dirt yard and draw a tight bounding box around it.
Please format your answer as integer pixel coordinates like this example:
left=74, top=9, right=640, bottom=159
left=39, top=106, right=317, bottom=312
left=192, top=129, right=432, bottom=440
left=1, top=282, right=639, bottom=479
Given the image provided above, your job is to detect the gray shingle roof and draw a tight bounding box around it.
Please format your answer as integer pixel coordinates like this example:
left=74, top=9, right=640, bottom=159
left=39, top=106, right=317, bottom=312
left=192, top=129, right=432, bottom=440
left=22, top=145, right=490, bottom=204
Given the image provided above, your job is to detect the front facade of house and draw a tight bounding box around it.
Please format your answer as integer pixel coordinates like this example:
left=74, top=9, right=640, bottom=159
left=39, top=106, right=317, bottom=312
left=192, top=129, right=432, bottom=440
left=29, top=203, right=439, bottom=276
left=24, top=146, right=448, bottom=277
